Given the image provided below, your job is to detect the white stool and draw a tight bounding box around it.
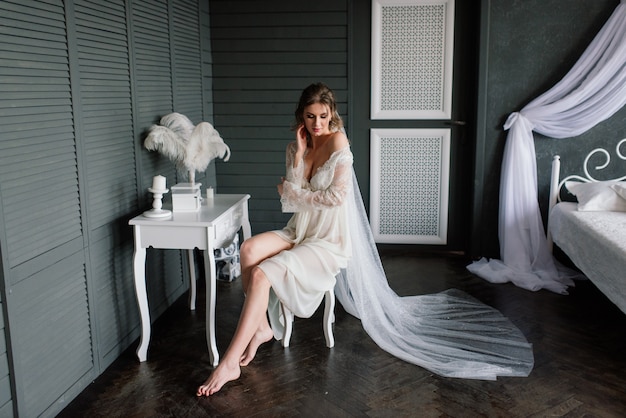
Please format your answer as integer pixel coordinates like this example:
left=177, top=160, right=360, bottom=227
left=280, top=289, right=335, bottom=348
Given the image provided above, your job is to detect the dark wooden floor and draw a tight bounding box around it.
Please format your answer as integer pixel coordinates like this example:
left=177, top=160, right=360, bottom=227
left=58, top=250, right=626, bottom=417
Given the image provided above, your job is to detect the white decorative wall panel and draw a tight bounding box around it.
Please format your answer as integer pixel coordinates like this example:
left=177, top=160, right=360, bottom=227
left=370, top=129, right=450, bottom=244
left=371, top=0, right=455, bottom=119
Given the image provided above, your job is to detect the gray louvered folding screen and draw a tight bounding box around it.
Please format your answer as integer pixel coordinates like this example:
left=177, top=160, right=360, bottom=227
left=0, top=1, right=91, bottom=416
left=0, top=0, right=210, bottom=416
left=73, top=0, right=139, bottom=370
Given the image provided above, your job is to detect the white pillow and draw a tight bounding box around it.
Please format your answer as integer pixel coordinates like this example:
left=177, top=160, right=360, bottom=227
left=565, top=181, right=626, bottom=211
left=611, top=183, right=626, bottom=200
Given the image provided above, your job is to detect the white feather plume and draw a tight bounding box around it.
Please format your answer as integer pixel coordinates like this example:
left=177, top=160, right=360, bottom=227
left=159, top=112, right=195, bottom=141
left=144, top=113, right=231, bottom=182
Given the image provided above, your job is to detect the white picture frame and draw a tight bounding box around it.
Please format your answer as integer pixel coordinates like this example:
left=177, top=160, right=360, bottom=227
left=370, top=128, right=451, bottom=244
left=371, top=0, right=455, bottom=120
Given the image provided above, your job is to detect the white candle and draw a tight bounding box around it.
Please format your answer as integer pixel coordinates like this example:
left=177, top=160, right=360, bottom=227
left=206, top=187, right=214, bottom=199
left=152, top=175, right=166, bottom=190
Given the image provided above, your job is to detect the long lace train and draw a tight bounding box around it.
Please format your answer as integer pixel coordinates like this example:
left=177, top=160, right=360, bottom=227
left=333, top=172, right=534, bottom=380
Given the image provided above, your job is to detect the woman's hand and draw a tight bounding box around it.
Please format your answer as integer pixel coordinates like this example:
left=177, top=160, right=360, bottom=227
left=277, top=177, right=285, bottom=196
left=293, top=125, right=307, bottom=168
left=296, top=124, right=307, bottom=153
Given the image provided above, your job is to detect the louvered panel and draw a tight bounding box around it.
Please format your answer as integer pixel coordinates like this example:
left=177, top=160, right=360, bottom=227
left=5, top=214, right=80, bottom=270
left=0, top=115, right=73, bottom=133
left=75, top=0, right=137, bottom=230
left=0, top=377, right=11, bottom=418
left=132, top=0, right=177, bottom=191
left=3, top=187, right=75, bottom=214
left=172, top=0, right=202, bottom=120
left=0, top=296, right=11, bottom=415
left=131, top=0, right=184, bottom=322
left=89, top=180, right=136, bottom=233
left=145, top=249, right=185, bottom=303
left=9, top=252, right=92, bottom=418
left=89, top=236, right=138, bottom=366
left=0, top=135, right=74, bottom=160
left=0, top=16, right=65, bottom=45
left=0, top=0, right=82, bottom=270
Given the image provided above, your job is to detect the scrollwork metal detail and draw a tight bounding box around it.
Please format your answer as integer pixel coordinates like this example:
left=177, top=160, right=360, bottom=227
left=557, top=138, right=626, bottom=201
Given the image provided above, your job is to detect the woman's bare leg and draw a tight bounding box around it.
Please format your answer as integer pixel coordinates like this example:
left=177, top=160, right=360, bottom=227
left=197, top=266, right=272, bottom=396
left=238, top=232, right=292, bottom=365
left=240, top=231, right=292, bottom=293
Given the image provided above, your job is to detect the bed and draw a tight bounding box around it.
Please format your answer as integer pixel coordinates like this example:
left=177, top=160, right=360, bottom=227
left=547, top=139, right=626, bottom=314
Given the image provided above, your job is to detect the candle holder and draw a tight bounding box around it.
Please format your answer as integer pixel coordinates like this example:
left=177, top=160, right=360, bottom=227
left=143, top=187, right=172, bottom=218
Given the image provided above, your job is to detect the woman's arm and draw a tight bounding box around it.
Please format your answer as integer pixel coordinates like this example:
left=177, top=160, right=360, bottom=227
left=280, top=148, right=353, bottom=212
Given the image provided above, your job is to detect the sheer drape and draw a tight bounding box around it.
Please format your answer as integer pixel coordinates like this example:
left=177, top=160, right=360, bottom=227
left=468, top=1, right=626, bottom=294
left=335, top=172, right=534, bottom=380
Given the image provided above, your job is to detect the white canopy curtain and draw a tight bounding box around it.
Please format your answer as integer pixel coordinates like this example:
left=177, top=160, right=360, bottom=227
left=468, top=0, right=626, bottom=294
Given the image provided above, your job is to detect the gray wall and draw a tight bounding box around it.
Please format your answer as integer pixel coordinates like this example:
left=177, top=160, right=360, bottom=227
left=209, top=0, right=350, bottom=234
left=0, top=0, right=213, bottom=416
left=209, top=0, right=626, bottom=259
left=473, top=0, right=625, bottom=258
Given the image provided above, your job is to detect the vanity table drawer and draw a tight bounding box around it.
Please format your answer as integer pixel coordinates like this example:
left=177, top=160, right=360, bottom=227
left=141, top=225, right=207, bottom=250
left=214, top=205, right=243, bottom=248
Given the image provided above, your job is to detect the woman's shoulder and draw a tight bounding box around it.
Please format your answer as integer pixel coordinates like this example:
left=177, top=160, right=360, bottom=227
left=327, top=130, right=349, bottom=152
left=327, top=132, right=352, bottom=164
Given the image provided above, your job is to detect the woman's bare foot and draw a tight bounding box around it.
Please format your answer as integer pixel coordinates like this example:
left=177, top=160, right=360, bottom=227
left=196, top=361, right=241, bottom=397
left=240, top=326, right=274, bottom=366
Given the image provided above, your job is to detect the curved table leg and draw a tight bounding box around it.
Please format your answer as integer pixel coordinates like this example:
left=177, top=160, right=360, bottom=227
left=132, top=227, right=150, bottom=362
left=204, top=246, right=219, bottom=367
left=187, top=249, right=197, bottom=311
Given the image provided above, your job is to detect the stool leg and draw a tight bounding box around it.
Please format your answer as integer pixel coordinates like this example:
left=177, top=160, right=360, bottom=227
left=281, top=303, right=294, bottom=348
left=323, top=290, right=335, bottom=348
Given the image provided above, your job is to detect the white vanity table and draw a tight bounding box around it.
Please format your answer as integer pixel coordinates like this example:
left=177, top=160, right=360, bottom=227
left=129, top=194, right=251, bottom=367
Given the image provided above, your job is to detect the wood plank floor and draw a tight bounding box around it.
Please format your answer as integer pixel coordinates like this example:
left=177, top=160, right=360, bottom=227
left=58, top=250, right=626, bottom=417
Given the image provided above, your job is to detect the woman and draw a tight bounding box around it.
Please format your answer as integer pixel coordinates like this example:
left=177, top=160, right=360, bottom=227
left=198, top=83, right=534, bottom=396
left=197, top=83, right=353, bottom=396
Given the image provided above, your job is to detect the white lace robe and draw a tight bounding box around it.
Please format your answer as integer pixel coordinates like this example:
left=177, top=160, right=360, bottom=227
left=259, top=142, right=353, bottom=339
left=260, top=141, right=534, bottom=380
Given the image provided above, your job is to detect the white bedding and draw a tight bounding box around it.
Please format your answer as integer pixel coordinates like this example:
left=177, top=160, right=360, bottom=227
left=549, top=202, right=626, bottom=314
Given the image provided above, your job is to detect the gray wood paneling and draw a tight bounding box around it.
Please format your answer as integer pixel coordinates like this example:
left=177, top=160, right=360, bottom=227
left=209, top=0, right=349, bottom=234
left=0, top=0, right=213, bottom=416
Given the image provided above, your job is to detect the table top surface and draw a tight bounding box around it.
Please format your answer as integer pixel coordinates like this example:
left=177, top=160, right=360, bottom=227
left=129, top=193, right=250, bottom=227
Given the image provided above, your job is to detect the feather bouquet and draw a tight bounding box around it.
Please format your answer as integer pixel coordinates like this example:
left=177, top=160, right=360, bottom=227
left=144, top=112, right=231, bottom=184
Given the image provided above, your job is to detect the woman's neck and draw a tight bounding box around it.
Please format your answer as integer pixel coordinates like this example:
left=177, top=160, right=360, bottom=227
left=309, top=132, right=333, bottom=150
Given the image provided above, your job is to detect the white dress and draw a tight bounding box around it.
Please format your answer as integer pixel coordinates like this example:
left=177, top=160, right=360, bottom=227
left=259, top=142, right=353, bottom=339
left=261, top=141, right=534, bottom=380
